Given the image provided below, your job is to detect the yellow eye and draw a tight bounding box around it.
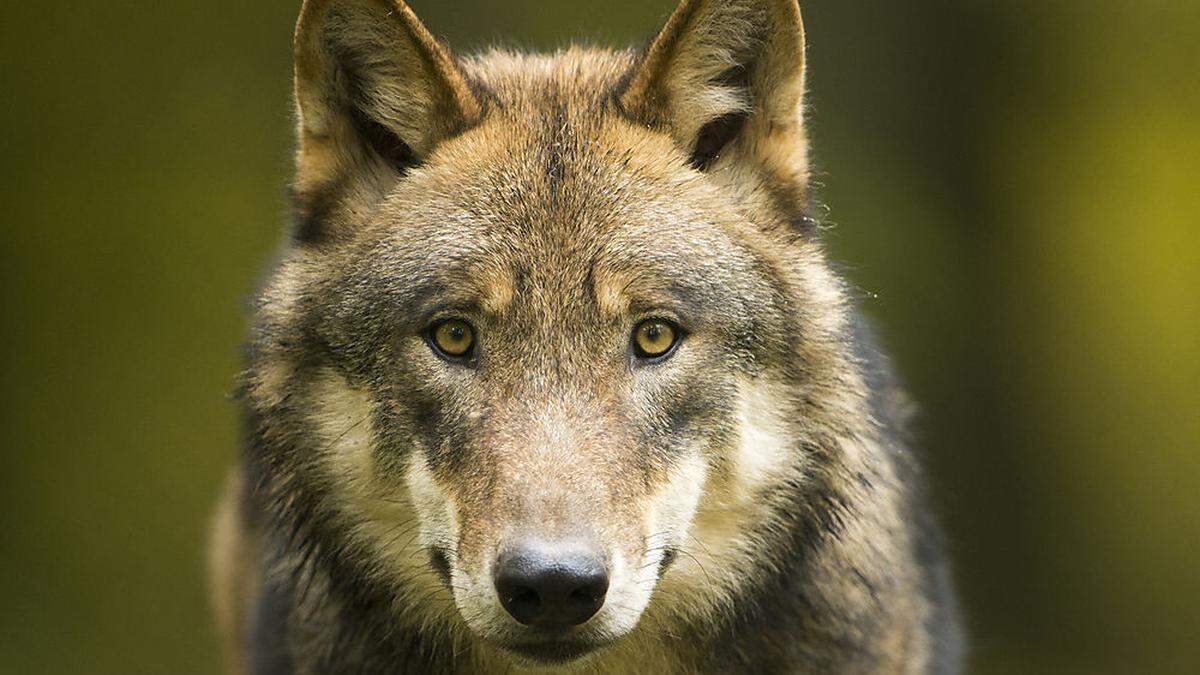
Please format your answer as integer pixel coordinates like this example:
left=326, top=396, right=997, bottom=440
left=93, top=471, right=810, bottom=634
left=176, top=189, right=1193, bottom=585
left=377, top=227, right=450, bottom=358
left=633, top=319, right=680, bottom=360
left=431, top=319, right=475, bottom=358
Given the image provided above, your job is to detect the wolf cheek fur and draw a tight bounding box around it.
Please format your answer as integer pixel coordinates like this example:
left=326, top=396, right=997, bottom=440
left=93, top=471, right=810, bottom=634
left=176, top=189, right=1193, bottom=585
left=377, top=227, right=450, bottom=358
left=209, top=0, right=964, bottom=672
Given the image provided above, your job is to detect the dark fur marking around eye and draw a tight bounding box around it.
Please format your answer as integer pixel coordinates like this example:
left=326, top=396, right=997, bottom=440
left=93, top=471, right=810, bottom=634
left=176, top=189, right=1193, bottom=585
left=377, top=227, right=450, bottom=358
left=689, top=112, right=747, bottom=171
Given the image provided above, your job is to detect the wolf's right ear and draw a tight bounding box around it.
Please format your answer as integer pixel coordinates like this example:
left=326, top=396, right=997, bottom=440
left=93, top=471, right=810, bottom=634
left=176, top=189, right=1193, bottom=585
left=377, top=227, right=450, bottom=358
left=292, top=0, right=480, bottom=198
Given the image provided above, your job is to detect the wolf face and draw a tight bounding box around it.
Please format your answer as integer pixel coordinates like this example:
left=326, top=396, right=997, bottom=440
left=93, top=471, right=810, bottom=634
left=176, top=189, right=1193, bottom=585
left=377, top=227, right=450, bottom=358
left=223, top=0, right=958, bottom=672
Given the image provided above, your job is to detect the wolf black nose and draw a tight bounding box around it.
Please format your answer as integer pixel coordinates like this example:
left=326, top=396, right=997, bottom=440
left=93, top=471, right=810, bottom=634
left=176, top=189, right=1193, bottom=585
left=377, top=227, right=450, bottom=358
left=494, top=540, right=609, bottom=628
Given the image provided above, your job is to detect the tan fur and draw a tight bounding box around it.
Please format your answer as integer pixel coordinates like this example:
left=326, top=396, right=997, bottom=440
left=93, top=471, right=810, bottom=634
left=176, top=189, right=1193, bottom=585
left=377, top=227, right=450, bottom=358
left=210, top=470, right=257, bottom=675
left=210, top=0, right=958, bottom=671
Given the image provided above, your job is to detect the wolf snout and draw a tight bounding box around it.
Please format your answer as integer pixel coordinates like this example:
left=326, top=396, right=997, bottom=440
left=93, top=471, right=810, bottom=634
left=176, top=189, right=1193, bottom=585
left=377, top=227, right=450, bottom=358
left=493, top=539, right=609, bottom=629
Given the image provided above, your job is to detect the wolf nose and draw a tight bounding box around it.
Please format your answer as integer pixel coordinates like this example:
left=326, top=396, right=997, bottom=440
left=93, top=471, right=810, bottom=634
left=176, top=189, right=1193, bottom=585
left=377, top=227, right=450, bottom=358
left=493, top=540, right=609, bottom=628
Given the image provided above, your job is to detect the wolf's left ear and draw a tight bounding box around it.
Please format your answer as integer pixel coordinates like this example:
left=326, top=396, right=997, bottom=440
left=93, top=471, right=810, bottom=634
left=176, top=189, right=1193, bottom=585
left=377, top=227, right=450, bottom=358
left=292, top=0, right=480, bottom=197
left=620, top=0, right=807, bottom=183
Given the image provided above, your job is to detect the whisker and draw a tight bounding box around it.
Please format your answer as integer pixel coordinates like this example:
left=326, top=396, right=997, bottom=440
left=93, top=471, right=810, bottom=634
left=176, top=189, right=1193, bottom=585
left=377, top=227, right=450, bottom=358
left=669, top=546, right=715, bottom=588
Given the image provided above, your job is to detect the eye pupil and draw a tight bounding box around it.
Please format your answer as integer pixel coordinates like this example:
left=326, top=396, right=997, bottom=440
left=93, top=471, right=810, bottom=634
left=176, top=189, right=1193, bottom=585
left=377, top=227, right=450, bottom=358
left=431, top=319, right=475, bottom=358
left=633, top=319, right=680, bottom=360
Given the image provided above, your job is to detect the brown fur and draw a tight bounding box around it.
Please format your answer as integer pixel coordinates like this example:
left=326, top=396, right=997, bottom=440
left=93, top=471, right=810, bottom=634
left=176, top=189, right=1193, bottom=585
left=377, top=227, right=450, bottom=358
left=211, top=1, right=962, bottom=672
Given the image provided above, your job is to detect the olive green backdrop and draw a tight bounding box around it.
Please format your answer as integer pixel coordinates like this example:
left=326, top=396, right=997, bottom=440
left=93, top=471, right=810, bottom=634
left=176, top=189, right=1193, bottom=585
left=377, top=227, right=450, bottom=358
left=2, top=1, right=1197, bottom=673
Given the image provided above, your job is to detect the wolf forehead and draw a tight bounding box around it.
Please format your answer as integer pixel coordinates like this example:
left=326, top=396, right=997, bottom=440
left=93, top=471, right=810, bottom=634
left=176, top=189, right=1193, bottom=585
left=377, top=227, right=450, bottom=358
left=317, top=200, right=790, bottom=357
left=302, top=50, right=795, bottom=330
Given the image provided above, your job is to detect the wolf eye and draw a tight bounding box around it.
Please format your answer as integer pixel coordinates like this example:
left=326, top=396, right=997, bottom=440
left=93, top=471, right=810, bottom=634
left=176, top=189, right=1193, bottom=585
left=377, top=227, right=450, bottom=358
left=632, top=319, right=681, bottom=361
left=428, top=319, right=475, bottom=359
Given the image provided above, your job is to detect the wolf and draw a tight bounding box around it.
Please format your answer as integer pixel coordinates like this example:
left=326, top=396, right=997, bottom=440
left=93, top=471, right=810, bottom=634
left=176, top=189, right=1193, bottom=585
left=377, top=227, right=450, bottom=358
left=209, top=0, right=964, bottom=672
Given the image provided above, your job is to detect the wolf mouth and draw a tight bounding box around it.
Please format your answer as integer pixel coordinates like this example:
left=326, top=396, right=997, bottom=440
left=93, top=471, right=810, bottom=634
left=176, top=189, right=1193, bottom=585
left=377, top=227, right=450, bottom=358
left=503, top=639, right=602, bottom=665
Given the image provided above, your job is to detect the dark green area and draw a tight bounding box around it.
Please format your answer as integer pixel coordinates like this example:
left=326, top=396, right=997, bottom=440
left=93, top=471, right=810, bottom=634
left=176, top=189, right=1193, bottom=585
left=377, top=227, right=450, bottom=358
left=2, top=1, right=1196, bottom=672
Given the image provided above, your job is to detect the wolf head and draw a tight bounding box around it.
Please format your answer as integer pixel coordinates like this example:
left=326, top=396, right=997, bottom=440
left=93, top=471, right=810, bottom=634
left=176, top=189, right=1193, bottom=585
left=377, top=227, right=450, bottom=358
left=245, top=0, right=878, bottom=666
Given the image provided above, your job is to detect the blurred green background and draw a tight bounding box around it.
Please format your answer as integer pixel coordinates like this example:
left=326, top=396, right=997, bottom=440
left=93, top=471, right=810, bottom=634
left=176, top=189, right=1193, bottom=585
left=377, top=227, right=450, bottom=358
left=1, top=1, right=1197, bottom=673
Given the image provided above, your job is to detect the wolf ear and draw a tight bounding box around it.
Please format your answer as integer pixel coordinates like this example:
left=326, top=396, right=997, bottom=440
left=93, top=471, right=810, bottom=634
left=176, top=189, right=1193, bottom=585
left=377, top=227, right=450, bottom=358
left=292, top=0, right=480, bottom=196
left=620, top=0, right=807, bottom=181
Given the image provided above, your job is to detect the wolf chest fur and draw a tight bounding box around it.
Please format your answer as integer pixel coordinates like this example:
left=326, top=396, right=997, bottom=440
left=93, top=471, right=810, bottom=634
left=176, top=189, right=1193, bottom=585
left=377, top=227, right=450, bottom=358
left=209, top=0, right=964, bottom=672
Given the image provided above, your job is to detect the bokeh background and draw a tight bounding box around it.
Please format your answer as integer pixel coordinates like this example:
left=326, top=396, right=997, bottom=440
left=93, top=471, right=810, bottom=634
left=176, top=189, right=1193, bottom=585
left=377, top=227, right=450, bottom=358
left=2, top=1, right=1197, bottom=673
